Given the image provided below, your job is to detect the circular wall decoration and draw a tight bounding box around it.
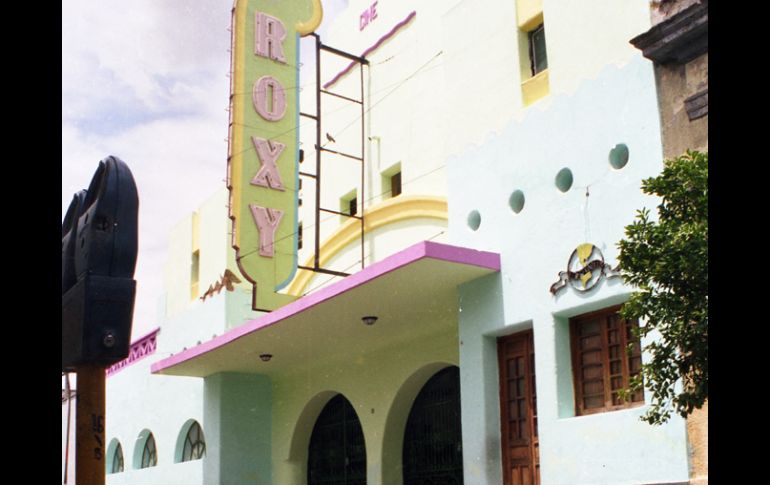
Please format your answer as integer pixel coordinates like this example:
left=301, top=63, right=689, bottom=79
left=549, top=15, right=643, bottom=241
left=509, top=190, right=525, bottom=214
left=555, top=168, right=573, bottom=193
left=609, top=143, right=630, bottom=169
left=467, top=210, right=481, bottom=231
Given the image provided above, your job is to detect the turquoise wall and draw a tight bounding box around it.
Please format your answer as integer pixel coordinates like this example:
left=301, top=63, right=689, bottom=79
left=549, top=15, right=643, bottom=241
left=458, top=272, right=506, bottom=484
left=448, top=56, right=690, bottom=485
left=270, top=327, right=460, bottom=485
left=204, top=373, right=272, bottom=484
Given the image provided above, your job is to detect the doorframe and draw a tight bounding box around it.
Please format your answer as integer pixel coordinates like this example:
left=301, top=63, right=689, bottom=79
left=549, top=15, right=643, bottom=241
left=497, top=329, right=540, bottom=485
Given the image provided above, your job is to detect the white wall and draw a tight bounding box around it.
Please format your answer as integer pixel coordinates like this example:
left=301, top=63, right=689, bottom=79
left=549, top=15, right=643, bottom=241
left=448, top=51, right=689, bottom=485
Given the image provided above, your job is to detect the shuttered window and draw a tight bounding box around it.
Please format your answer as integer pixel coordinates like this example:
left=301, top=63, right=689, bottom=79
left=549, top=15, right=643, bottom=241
left=570, top=307, right=644, bottom=416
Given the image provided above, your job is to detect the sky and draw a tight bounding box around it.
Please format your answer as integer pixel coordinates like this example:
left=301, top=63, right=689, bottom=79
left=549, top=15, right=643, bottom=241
left=62, top=0, right=348, bottom=339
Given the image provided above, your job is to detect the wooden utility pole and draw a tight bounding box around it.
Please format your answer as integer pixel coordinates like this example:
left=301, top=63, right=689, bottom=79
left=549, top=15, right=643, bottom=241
left=75, top=365, right=106, bottom=485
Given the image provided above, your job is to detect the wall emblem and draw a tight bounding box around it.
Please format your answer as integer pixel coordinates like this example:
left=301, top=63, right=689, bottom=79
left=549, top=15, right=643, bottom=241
left=200, top=269, right=243, bottom=302
left=550, top=243, right=621, bottom=294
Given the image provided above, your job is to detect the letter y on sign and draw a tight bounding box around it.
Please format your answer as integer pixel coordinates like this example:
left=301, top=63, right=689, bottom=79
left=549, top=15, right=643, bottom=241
left=249, top=205, right=284, bottom=257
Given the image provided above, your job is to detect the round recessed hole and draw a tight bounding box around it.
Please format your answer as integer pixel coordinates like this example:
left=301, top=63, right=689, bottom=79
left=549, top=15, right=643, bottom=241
left=609, top=143, right=629, bottom=169
left=509, top=190, right=525, bottom=214
left=467, top=210, right=481, bottom=231
left=555, top=168, right=573, bottom=193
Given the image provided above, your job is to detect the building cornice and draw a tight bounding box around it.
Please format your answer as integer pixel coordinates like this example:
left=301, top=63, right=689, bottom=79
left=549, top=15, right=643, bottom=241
left=630, top=1, right=708, bottom=65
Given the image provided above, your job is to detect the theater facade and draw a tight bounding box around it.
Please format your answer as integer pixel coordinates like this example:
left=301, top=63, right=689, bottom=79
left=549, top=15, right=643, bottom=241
left=90, top=1, right=697, bottom=484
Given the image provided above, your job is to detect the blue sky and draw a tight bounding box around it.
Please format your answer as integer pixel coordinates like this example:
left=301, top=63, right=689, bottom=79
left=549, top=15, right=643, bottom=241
left=62, top=0, right=348, bottom=338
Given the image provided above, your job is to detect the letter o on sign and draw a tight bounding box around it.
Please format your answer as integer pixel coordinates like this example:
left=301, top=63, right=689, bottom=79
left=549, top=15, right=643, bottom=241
left=253, top=76, right=287, bottom=121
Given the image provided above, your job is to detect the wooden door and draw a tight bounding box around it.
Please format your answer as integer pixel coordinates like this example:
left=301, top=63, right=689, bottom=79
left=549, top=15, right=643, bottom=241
left=498, top=331, right=540, bottom=485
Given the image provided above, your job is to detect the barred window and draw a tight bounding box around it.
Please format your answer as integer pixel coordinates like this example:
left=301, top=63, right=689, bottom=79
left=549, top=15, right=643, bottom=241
left=110, top=441, right=124, bottom=474
left=182, top=421, right=206, bottom=462
left=141, top=433, right=158, bottom=468
left=570, top=306, right=644, bottom=415
left=308, top=395, right=366, bottom=485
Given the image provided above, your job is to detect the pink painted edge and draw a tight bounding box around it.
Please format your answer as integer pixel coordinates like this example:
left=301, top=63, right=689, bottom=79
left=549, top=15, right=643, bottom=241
left=323, top=11, right=416, bottom=90
left=106, top=327, right=160, bottom=377
left=151, top=240, right=499, bottom=375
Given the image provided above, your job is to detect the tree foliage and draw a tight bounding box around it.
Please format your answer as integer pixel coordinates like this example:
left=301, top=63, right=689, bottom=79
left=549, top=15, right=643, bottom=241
left=617, top=150, right=708, bottom=425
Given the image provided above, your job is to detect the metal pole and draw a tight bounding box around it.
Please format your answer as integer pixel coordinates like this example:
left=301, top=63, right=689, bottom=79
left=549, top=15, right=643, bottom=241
left=314, top=33, right=322, bottom=271
left=64, top=374, right=73, bottom=483
left=359, top=61, right=365, bottom=270
left=76, top=364, right=106, bottom=485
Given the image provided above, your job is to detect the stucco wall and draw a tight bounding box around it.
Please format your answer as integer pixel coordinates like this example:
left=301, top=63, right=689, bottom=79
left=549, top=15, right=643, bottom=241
left=105, top=355, right=204, bottom=484
left=203, top=373, right=272, bottom=485
left=270, top=324, right=460, bottom=485
left=104, top=188, right=268, bottom=484
left=655, top=53, right=708, bottom=160
left=294, top=0, right=655, bottom=292
left=163, top=187, right=237, bottom=321
left=447, top=55, right=690, bottom=484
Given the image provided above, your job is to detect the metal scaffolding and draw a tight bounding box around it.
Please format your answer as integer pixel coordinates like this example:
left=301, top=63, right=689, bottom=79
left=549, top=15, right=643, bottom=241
left=299, top=33, right=369, bottom=279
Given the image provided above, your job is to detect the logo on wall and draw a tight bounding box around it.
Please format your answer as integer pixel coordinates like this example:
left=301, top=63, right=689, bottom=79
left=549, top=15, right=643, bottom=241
left=200, top=269, right=243, bottom=302
left=227, top=0, right=322, bottom=311
left=550, top=243, right=621, bottom=294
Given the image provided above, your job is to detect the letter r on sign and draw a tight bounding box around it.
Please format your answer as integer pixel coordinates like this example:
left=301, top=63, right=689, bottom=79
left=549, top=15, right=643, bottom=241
left=255, top=12, right=287, bottom=63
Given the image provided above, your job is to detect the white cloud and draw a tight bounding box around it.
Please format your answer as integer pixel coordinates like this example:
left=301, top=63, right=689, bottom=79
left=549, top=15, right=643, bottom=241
left=63, top=0, right=350, bottom=339
left=63, top=0, right=230, bottom=338
left=62, top=0, right=230, bottom=128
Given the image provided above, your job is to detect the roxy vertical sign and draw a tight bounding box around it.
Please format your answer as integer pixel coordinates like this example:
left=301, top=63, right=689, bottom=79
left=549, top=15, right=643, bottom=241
left=228, top=0, right=322, bottom=311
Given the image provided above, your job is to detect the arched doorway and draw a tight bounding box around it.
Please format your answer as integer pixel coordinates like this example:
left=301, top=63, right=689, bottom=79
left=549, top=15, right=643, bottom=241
left=402, top=366, right=464, bottom=484
left=308, top=394, right=367, bottom=484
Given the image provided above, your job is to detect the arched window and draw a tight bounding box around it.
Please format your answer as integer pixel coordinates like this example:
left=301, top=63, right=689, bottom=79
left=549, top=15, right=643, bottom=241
left=182, top=421, right=206, bottom=462
left=106, top=439, right=124, bottom=474
left=141, top=433, right=158, bottom=468
left=308, top=394, right=366, bottom=484
left=402, top=366, right=464, bottom=485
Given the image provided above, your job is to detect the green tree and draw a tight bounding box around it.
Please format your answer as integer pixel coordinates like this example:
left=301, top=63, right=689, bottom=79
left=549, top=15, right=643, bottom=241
left=617, top=150, right=708, bottom=425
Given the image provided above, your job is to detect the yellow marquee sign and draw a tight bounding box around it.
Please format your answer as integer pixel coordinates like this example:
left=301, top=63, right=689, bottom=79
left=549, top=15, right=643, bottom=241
left=227, top=0, right=322, bottom=311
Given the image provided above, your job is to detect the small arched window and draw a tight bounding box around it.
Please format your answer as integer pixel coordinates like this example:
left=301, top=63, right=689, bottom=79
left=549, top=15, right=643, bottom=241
left=111, top=442, right=124, bottom=473
left=106, top=439, right=124, bottom=474
left=141, top=433, right=158, bottom=468
left=182, top=421, right=206, bottom=462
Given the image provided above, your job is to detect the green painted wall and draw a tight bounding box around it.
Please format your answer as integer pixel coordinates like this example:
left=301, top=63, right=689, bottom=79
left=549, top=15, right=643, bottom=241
left=270, top=326, right=460, bottom=485
left=457, top=273, right=507, bottom=484
left=204, top=373, right=272, bottom=485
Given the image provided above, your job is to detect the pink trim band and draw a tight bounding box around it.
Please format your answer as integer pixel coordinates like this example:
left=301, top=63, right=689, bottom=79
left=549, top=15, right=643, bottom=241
left=152, top=240, right=499, bottom=375
left=106, top=328, right=160, bottom=376
left=323, top=11, right=416, bottom=89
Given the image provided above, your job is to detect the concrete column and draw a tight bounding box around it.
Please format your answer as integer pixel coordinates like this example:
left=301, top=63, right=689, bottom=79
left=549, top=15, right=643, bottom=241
left=204, top=373, right=272, bottom=485
left=458, top=273, right=505, bottom=485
